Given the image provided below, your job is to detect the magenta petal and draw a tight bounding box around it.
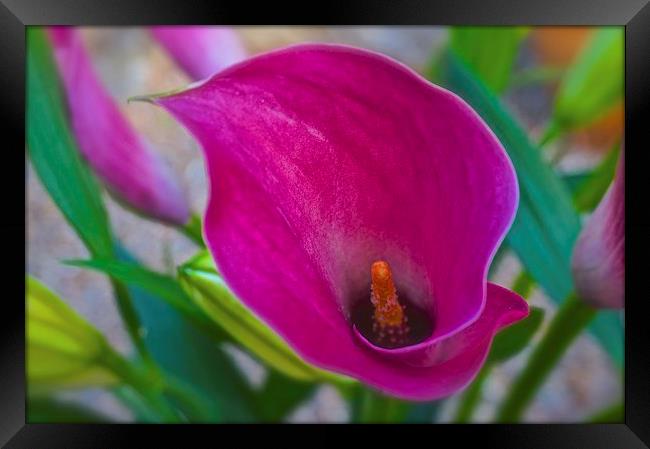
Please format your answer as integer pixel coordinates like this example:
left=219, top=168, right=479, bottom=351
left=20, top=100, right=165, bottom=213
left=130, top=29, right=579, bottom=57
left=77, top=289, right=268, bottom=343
left=154, top=44, right=526, bottom=399
left=150, top=26, right=247, bottom=80
left=572, top=151, right=625, bottom=309
left=47, top=27, right=189, bottom=225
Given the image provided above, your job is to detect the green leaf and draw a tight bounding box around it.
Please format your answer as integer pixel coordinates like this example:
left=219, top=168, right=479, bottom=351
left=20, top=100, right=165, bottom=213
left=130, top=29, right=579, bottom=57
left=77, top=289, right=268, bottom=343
left=351, top=386, right=410, bottom=423
left=450, top=26, right=529, bottom=93
left=543, top=28, right=623, bottom=143
left=180, top=213, right=205, bottom=247
left=27, top=276, right=119, bottom=395
left=403, top=400, right=442, bottom=423
left=439, top=52, right=580, bottom=301
left=511, top=271, right=535, bottom=298
left=110, top=386, right=165, bottom=423
left=27, top=278, right=187, bottom=423
left=27, top=27, right=113, bottom=259
left=28, top=397, right=115, bottom=423
left=562, top=171, right=592, bottom=193
left=178, top=250, right=352, bottom=385
left=435, top=52, right=623, bottom=367
left=27, top=27, right=154, bottom=367
left=253, top=372, right=317, bottom=422
left=38, top=249, right=256, bottom=421
left=453, top=364, right=490, bottom=423
left=487, top=306, right=545, bottom=364
left=496, top=294, right=598, bottom=421
left=26, top=31, right=252, bottom=419
left=509, top=66, right=565, bottom=89
left=113, top=245, right=257, bottom=422
left=572, top=145, right=620, bottom=212
left=65, top=258, right=225, bottom=340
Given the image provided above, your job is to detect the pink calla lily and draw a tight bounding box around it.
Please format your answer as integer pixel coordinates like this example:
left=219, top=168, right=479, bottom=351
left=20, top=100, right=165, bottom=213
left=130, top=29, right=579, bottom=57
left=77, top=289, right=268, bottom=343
left=151, top=26, right=247, bottom=80
left=572, top=150, right=625, bottom=309
left=47, top=27, right=190, bottom=225
left=149, top=44, right=528, bottom=400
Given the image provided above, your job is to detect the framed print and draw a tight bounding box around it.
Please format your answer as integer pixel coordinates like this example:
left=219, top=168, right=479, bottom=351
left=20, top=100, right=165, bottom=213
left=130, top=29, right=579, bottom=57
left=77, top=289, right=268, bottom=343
left=4, top=0, right=650, bottom=447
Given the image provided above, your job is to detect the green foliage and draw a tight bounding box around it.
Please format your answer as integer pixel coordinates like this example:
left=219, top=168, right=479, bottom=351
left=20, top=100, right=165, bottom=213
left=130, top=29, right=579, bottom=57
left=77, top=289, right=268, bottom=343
left=253, top=372, right=317, bottom=422
left=27, top=276, right=186, bottom=422
left=403, top=401, right=442, bottom=423
left=449, top=26, right=529, bottom=93
left=181, top=213, right=206, bottom=247
left=496, top=294, right=598, bottom=421
left=65, top=258, right=222, bottom=339
left=178, top=250, right=351, bottom=385
left=27, top=276, right=119, bottom=395
left=66, top=254, right=273, bottom=421
left=488, top=306, right=545, bottom=364
left=28, top=397, right=114, bottom=423
left=27, top=27, right=113, bottom=258
left=542, top=28, right=623, bottom=145
left=453, top=365, right=490, bottom=423
left=572, top=145, right=621, bottom=212
left=440, top=52, right=580, bottom=301
left=27, top=27, right=157, bottom=367
left=26, top=28, right=231, bottom=422
left=112, top=246, right=255, bottom=422
left=351, top=387, right=410, bottom=423
left=454, top=307, right=545, bottom=422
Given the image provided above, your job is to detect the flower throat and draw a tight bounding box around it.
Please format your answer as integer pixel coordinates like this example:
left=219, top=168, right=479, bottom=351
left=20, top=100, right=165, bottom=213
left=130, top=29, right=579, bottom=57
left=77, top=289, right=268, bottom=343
left=351, top=260, right=433, bottom=349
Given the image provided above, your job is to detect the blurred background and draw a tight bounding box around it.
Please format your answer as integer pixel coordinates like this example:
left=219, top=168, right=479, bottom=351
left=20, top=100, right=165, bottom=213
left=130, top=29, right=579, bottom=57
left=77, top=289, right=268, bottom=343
left=27, top=26, right=622, bottom=422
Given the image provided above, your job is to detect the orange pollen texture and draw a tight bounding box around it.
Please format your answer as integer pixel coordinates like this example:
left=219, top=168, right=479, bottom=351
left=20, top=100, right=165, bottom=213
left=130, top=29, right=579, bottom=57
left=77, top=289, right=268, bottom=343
left=370, top=261, right=405, bottom=329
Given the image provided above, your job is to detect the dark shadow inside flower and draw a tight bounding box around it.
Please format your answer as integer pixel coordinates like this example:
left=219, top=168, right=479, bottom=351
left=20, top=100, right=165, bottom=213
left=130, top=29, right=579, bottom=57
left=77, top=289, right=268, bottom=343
left=350, top=290, right=434, bottom=349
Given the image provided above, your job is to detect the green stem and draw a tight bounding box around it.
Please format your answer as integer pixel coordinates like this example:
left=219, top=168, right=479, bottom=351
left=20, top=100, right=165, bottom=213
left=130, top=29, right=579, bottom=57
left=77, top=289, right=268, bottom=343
left=496, top=293, right=597, bottom=422
left=180, top=213, right=205, bottom=247
left=353, top=387, right=409, bottom=423
left=453, top=269, right=534, bottom=423
left=102, top=347, right=181, bottom=422
left=454, top=364, right=491, bottom=423
left=511, top=271, right=535, bottom=298
left=104, top=340, right=211, bottom=422
left=162, top=376, right=214, bottom=421
left=538, top=120, right=563, bottom=148
left=550, top=138, right=572, bottom=165
left=110, top=279, right=156, bottom=371
left=509, top=66, right=565, bottom=88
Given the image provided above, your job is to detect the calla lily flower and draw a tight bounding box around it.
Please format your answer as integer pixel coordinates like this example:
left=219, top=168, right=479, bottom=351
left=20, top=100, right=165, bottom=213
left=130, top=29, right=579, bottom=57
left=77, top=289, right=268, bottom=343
left=572, top=151, right=624, bottom=309
left=151, top=26, right=247, bottom=80
left=47, top=27, right=190, bottom=225
left=146, top=44, right=528, bottom=400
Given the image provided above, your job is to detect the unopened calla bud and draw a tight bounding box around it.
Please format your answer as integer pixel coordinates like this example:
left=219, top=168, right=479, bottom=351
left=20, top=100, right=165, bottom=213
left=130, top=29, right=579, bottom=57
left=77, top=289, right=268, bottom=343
left=572, top=151, right=624, bottom=308
left=150, top=26, right=247, bottom=80
left=47, top=27, right=190, bottom=225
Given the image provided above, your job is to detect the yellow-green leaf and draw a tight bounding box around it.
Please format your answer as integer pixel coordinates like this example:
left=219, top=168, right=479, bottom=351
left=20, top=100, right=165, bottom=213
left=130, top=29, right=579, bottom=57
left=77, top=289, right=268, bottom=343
left=542, top=28, right=623, bottom=144
left=27, top=276, right=119, bottom=395
left=450, top=26, right=529, bottom=93
left=487, top=306, right=545, bottom=364
left=178, top=251, right=352, bottom=386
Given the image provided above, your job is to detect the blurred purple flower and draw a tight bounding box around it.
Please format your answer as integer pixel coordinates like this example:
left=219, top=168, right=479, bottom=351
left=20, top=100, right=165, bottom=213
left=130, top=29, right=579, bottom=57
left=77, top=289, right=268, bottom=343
left=47, top=27, right=189, bottom=225
left=572, top=150, right=625, bottom=309
left=149, top=44, right=528, bottom=400
left=151, top=26, right=247, bottom=80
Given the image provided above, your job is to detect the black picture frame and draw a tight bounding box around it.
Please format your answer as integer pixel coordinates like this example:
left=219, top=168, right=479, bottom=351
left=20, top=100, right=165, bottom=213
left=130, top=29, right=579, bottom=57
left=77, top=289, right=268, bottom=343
left=7, top=0, right=650, bottom=446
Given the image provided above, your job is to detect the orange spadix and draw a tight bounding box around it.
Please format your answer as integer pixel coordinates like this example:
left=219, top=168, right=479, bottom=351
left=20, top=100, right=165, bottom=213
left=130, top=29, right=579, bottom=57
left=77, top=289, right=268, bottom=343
left=370, top=260, right=405, bottom=328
